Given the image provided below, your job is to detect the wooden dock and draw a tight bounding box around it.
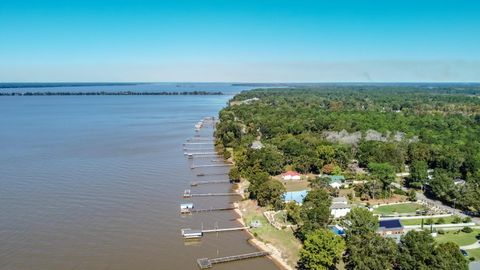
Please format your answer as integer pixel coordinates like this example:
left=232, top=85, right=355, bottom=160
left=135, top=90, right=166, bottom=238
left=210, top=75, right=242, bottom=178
left=187, top=138, right=214, bottom=142
left=183, top=142, right=214, bottom=145
left=191, top=164, right=233, bottom=169
left=196, top=172, right=229, bottom=177
left=182, top=206, right=237, bottom=214
left=185, top=152, right=218, bottom=156
left=197, top=251, right=270, bottom=269
left=183, top=148, right=214, bottom=151
left=190, top=180, right=231, bottom=186
left=201, top=226, right=248, bottom=233
left=184, top=192, right=239, bottom=198
left=191, top=154, right=221, bottom=158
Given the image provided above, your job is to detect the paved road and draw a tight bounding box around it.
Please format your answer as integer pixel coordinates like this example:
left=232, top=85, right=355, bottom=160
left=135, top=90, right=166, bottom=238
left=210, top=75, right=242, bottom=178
left=461, top=241, right=480, bottom=250
left=415, top=191, right=480, bottom=225
left=391, top=182, right=480, bottom=224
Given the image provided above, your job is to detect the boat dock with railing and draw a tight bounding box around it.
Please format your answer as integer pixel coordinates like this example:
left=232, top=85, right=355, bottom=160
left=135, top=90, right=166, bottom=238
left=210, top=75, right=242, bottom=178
left=196, top=251, right=270, bottom=269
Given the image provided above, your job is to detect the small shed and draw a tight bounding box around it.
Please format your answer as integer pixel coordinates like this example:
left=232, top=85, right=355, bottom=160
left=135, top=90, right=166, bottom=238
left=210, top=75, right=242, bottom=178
left=181, top=229, right=203, bottom=239
left=180, top=203, right=194, bottom=213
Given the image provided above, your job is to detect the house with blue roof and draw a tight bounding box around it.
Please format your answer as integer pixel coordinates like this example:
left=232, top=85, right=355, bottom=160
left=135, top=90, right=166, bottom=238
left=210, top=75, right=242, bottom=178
left=283, top=190, right=309, bottom=205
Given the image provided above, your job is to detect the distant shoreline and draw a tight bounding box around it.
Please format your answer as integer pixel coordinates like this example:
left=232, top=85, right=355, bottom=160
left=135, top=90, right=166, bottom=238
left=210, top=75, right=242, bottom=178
left=0, top=91, right=224, bottom=96
left=0, top=83, right=143, bottom=89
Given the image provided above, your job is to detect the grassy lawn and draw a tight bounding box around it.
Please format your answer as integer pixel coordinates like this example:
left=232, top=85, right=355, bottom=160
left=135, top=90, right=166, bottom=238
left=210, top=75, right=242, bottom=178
left=240, top=200, right=301, bottom=268
left=373, top=203, right=425, bottom=215
left=276, top=178, right=310, bottom=192
left=435, top=229, right=480, bottom=246
left=273, top=211, right=293, bottom=227
left=466, top=248, right=480, bottom=260
left=400, top=216, right=463, bottom=226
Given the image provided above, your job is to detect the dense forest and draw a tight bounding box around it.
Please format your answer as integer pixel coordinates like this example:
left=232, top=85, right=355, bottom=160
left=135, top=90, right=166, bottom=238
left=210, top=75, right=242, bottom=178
left=216, top=86, right=480, bottom=213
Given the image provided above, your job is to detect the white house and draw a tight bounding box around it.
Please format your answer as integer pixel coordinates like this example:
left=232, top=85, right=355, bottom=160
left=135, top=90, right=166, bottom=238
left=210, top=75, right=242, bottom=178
left=330, top=197, right=351, bottom=218
left=282, top=171, right=301, bottom=180
left=251, top=140, right=264, bottom=150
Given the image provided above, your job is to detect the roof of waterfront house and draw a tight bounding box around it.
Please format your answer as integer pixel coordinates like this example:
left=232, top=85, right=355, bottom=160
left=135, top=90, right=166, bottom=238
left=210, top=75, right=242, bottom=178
left=332, top=197, right=348, bottom=204
left=283, top=171, right=301, bottom=177
left=283, top=190, right=308, bottom=204
left=378, top=219, right=403, bottom=230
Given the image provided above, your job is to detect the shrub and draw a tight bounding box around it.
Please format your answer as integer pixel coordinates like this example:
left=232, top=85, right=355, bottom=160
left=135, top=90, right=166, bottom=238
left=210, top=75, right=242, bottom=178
left=408, top=190, right=417, bottom=201
left=462, top=227, right=473, bottom=233
left=452, top=215, right=462, bottom=224
left=437, top=229, right=445, bottom=235
left=435, top=217, right=445, bottom=224
left=463, top=217, right=472, bottom=223
left=425, top=218, right=434, bottom=225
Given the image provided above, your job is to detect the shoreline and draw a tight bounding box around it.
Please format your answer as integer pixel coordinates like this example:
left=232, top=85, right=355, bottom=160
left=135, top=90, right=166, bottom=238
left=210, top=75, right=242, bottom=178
left=232, top=186, right=295, bottom=270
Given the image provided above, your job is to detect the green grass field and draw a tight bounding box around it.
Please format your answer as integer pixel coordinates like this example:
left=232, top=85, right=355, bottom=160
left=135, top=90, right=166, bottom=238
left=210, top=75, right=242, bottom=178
left=241, top=201, right=301, bottom=268
left=466, top=248, right=480, bottom=260
left=373, top=203, right=425, bottom=215
left=400, top=216, right=463, bottom=226
left=435, top=229, right=480, bottom=246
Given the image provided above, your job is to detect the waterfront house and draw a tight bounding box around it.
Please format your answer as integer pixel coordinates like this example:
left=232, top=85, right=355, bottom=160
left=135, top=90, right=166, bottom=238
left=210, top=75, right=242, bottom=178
left=454, top=178, right=466, bottom=186
left=377, top=219, right=404, bottom=236
left=283, top=190, right=308, bottom=205
left=330, top=196, right=351, bottom=218
left=321, top=175, right=346, bottom=189
left=250, top=140, right=264, bottom=150
left=281, top=171, right=301, bottom=180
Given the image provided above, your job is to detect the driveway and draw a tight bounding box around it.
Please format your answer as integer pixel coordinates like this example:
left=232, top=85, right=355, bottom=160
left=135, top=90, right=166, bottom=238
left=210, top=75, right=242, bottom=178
left=461, top=241, right=480, bottom=250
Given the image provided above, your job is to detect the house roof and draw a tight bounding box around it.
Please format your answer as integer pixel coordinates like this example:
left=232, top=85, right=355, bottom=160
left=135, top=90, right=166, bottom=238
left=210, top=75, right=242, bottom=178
left=251, top=141, right=264, bottom=149
left=378, top=219, right=403, bottom=230
left=322, top=175, right=345, bottom=183
left=332, top=197, right=348, bottom=204
left=331, top=203, right=351, bottom=209
left=282, top=171, right=301, bottom=177
left=283, top=190, right=308, bottom=204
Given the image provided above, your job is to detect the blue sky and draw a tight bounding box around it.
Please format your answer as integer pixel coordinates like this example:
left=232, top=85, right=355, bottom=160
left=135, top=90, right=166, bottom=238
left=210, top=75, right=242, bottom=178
left=1, top=0, right=479, bottom=82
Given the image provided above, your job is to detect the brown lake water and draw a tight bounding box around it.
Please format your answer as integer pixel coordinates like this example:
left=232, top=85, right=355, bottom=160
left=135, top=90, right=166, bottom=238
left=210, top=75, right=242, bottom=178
left=0, top=83, right=279, bottom=270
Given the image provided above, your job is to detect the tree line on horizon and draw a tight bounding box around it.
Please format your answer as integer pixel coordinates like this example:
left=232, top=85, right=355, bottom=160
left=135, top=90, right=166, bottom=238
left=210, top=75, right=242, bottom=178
left=0, top=91, right=224, bottom=96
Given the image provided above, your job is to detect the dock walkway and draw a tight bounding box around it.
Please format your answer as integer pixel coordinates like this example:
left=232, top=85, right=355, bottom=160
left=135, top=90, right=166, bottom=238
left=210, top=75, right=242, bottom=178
left=190, top=180, right=231, bottom=186
left=183, top=191, right=239, bottom=198
left=191, top=164, right=233, bottom=169
left=197, top=251, right=269, bottom=269
left=182, top=206, right=237, bottom=214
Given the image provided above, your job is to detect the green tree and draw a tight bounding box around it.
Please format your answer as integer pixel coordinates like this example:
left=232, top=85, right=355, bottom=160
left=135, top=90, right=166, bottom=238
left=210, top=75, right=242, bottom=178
left=432, top=242, right=468, bottom=270
left=409, top=160, right=428, bottom=189
left=285, top=201, right=301, bottom=224
left=298, top=189, right=332, bottom=239
left=342, top=207, right=378, bottom=238
left=408, top=190, right=417, bottom=201
left=298, top=229, right=345, bottom=270
left=397, top=230, right=436, bottom=270
left=344, top=233, right=398, bottom=270
left=249, top=145, right=285, bottom=175
left=368, top=162, right=396, bottom=191
left=429, top=169, right=455, bottom=201
left=228, top=166, right=241, bottom=182
left=256, top=180, right=285, bottom=209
